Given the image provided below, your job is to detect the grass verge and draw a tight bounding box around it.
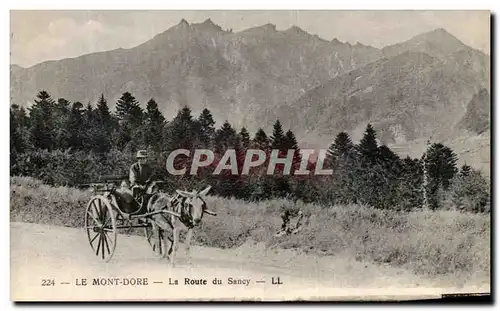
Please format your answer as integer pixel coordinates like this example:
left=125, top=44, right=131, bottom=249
left=10, top=176, right=490, bottom=281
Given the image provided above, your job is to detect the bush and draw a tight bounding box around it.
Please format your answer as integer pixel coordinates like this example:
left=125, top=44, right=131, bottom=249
left=449, top=169, right=490, bottom=213
left=10, top=176, right=92, bottom=227
left=12, top=149, right=126, bottom=186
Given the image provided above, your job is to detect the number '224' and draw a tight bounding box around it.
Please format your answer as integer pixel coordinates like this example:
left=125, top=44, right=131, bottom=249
left=41, top=279, right=55, bottom=286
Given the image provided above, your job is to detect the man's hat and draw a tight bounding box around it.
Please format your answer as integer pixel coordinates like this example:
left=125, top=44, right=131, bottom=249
left=136, top=150, right=148, bottom=158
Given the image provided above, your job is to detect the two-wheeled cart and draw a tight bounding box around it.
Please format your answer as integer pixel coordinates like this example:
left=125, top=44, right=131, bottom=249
left=82, top=176, right=179, bottom=262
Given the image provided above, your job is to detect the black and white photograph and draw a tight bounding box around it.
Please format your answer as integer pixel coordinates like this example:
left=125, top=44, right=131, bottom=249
left=9, top=9, right=491, bottom=302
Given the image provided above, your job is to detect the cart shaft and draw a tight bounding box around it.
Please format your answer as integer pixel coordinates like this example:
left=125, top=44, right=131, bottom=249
left=129, top=209, right=181, bottom=219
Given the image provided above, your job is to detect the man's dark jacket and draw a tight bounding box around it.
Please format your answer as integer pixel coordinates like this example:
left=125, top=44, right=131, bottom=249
left=129, top=162, right=154, bottom=187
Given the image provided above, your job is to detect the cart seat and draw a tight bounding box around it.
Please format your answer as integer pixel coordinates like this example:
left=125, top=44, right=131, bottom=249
left=113, top=189, right=141, bottom=214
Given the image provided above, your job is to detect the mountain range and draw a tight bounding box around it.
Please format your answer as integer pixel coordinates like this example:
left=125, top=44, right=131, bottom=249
left=10, top=19, right=491, bottom=174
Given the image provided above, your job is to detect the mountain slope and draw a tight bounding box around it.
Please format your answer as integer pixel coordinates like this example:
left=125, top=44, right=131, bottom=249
left=382, top=28, right=470, bottom=58
left=458, top=88, right=491, bottom=134
left=283, top=50, right=489, bottom=146
left=10, top=19, right=382, bottom=130
left=10, top=21, right=490, bottom=162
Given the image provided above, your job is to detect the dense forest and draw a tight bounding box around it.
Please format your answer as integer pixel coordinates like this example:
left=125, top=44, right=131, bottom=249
left=10, top=91, right=490, bottom=213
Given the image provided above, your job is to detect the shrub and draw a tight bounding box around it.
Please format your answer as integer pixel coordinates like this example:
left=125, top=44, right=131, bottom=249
left=449, top=169, right=490, bottom=213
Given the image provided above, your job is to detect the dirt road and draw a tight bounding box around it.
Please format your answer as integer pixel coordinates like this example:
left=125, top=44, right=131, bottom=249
left=10, top=222, right=489, bottom=301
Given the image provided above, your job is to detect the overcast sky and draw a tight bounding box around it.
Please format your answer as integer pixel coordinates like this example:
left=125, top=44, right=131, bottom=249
left=10, top=10, right=490, bottom=68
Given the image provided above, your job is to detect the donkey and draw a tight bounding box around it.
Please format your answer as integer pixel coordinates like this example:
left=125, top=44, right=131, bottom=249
left=148, top=185, right=216, bottom=266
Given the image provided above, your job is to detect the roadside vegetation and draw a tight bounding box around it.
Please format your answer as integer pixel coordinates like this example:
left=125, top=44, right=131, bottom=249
left=10, top=176, right=490, bottom=282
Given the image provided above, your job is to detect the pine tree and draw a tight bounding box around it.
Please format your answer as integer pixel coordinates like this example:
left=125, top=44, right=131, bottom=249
left=211, top=121, right=242, bottom=198
left=10, top=108, right=19, bottom=167
left=239, top=127, right=251, bottom=149
left=426, top=143, right=458, bottom=190
left=82, top=103, right=98, bottom=150
left=197, top=108, right=216, bottom=149
left=67, top=101, right=85, bottom=149
left=352, top=124, right=395, bottom=209
left=144, top=98, right=166, bottom=151
left=268, top=123, right=294, bottom=198
left=96, top=94, right=114, bottom=130
left=214, top=121, right=239, bottom=154
left=270, top=120, right=286, bottom=151
left=10, top=103, right=30, bottom=155
left=114, top=92, right=144, bottom=150
left=11, top=104, right=29, bottom=128
left=115, top=92, right=142, bottom=123
left=357, top=124, right=378, bottom=163
left=378, top=145, right=400, bottom=167
left=376, top=144, right=402, bottom=209
left=253, top=128, right=270, bottom=149
left=281, top=129, right=302, bottom=177
left=425, top=142, right=458, bottom=209
left=283, top=130, right=299, bottom=151
left=245, top=127, right=272, bottom=199
left=328, top=131, right=354, bottom=160
left=10, top=104, right=30, bottom=168
left=53, top=98, right=71, bottom=150
left=92, top=94, right=115, bottom=153
left=325, top=147, right=359, bottom=206
left=166, top=106, right=196, bottom=151
left=28, top=91, right=56, bottom=150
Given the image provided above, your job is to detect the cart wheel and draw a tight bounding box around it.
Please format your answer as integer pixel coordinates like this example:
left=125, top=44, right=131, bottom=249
left=85, top=196, right=117, bottom=262
left=144, top=221, right=171, bottom=258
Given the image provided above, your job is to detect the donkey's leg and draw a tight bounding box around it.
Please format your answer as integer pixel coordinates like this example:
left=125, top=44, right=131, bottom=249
left=185, top=228, right=194, bottom=264
left=170, top=226, right=180, bottom=267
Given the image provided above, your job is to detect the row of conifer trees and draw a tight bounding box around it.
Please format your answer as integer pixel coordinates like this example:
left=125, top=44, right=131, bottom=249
left=10, top=91, right=490, bottom=213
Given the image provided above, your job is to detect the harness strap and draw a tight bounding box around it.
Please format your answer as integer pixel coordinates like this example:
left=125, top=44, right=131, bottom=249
left=169, top=194, right=195, bottom=228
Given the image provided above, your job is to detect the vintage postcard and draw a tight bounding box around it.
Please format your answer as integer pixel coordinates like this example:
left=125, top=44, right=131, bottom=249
left=10, top=10, right=491, bottom=302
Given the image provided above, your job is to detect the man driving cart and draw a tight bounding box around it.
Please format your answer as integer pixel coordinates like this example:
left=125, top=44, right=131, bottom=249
left=114, top=150, right=156, bottom=214
left=129, top=150, right=155, bottom=200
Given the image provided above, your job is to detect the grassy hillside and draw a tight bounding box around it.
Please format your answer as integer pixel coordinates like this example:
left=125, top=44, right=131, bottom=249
left=10, top=176, right=490, bottom=281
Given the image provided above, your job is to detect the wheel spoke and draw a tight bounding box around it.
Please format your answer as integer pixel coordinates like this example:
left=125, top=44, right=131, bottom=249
left=158, top=233, right=162, bottom=254
left=96, top=233, right=102, bottom=256
left=99, top=201, right=106, bottom=223
left=103, top=232, right=111, bottom=256
left=89, top=232, right=99, bottom=246
left=103, top=215, right=111, bottom=228
left=103, top=230, right=114, bottom=247
left=91, top=200, right=101, bottom=220
left=101, top=235, right=105, bottom=260
left=87, top=211, right=102, bottom=226
left=100, top=201, right=113, bottom=228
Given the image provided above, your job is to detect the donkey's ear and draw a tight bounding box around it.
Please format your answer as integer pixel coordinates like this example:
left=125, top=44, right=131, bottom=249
left=176, top=190, right=193, bottom=197
left=199, top=186, right=211, bottom=196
